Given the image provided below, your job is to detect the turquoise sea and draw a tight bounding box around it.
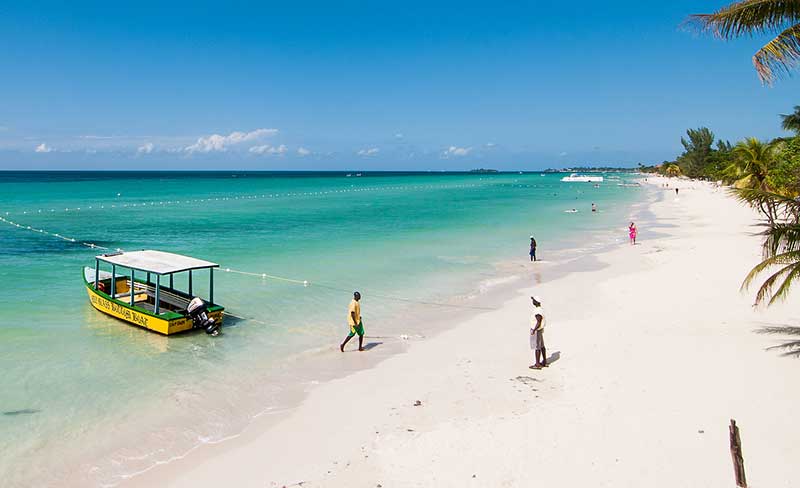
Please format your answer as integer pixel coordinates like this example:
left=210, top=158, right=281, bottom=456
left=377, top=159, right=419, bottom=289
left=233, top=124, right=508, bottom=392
left=0, top=171, right=644, bottom=486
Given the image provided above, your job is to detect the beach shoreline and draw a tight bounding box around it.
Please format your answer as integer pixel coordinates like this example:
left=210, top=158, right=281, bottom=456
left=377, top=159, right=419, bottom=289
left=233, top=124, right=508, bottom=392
left=61, top=181, right=649, bottom=487
left=121, top=176, right=800, bottom=488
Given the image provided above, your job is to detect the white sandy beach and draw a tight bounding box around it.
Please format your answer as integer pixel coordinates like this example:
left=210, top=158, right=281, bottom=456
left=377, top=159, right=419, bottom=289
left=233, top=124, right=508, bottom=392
left=129, top=178, right=800, bottom=488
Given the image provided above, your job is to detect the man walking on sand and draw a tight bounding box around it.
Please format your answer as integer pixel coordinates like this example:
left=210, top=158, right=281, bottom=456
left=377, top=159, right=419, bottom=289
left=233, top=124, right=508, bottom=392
left=529, top=296, right=547, bottom=369
left=340, top=291, right=365, bottom=352
left=529, top=236, right=537, bottom=262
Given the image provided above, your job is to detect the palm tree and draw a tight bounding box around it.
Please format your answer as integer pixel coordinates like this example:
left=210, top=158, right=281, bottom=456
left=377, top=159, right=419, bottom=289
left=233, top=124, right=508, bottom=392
left=688, top=1, right=800, bottom=84
left=782, top=105, right=800, bottom=134
left=724, top=138, right=782, bottom=221
left=724, top=137, right=778, bottom=190
left=665, top=163, right=682, bottom=177
left=736, top=188, right=800, bottom=305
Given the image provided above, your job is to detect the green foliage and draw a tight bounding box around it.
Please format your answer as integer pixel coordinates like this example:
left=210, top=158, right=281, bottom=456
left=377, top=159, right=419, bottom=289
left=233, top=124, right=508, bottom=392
left=767, top=136, right=800, bottom=195
left=677, top=127, right=716, bottom=178
left=736, top=188, right=800, bottom=305
left=725, top=137, right=779, bottom=190
left=704, top=140, right=734, bottom=179
left=663, top=112, right=800, bottom=307
left=688, top=1, right=800, bottom=84
left=665, top=163, right=682, bottom=177
left=781, top=106, right=800, bottom=134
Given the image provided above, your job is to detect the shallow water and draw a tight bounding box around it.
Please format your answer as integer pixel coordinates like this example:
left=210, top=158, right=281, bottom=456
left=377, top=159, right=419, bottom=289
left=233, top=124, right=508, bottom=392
left=0, top=171, right=644, bottom=485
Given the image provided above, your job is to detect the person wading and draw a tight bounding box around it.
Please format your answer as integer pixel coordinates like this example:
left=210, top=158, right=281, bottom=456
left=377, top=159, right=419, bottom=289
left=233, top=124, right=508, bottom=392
left=340, top=291, right=365, bottom=352
left=529, top=236, right=537, bottom=262
left=529, top=296, right=548, bottom=369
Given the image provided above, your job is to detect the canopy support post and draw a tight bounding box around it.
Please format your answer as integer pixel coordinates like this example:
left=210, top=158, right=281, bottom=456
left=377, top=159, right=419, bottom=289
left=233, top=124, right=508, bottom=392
left=147, top=272, right=151, bottom=285
left=188, top=270, right=193, bottom=296
left=169, top=274, right=173, bottom=290
left=111, top=265, right=116, bottom=299
left=155, top=275, right=161, bottom=315
left=94, top=259, right=99, bottom=290
left=130, top=269, right=135, bottom=306
left=209, top=268, right=214, bottom=305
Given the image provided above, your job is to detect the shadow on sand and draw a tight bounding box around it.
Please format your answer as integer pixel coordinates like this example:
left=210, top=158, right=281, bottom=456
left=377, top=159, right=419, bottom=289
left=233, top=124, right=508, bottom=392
left=756, top=325, right=800, bottom=357
left=546, top=351, right=561, bottom=365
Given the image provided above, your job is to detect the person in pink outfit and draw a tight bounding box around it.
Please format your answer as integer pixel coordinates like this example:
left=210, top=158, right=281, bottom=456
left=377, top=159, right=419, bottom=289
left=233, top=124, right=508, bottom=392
left=629, top=222, right=638, bottom=245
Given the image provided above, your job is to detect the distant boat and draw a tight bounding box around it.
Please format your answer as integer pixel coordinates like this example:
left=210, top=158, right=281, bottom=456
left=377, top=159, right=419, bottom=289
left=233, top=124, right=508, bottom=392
left=561, top=173, right=604, bottom=183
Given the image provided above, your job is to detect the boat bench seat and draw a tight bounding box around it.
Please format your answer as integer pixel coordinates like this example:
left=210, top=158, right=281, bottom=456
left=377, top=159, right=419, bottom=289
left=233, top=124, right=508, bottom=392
left=127, top=281, right=192, bottom=310
left=113, top=292, right=150, bottom=303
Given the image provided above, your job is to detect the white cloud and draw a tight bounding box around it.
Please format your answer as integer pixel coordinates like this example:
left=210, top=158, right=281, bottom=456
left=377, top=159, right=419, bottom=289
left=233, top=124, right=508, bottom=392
left=297, top=147, right=311, bottom=156
left=395, top=133, right=404, bottom=139
left=137, top=142, right=155, bottom=154
left=35, top=143, right=53, bottom=153
left=485, top=142, right=497, bottom=148
left=357, top=147, right=380, bottom=156
left=559, top=151, right=568, bottom=157
left=185, top=128, right=278, bottom=153
left=442, top=146, right=472, bottom=157
left=249, top=144, right=287, bottom=155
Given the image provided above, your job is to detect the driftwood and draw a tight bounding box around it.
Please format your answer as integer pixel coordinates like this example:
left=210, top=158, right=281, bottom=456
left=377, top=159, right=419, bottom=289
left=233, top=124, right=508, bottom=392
left=729, top=419, right=747, bottom=488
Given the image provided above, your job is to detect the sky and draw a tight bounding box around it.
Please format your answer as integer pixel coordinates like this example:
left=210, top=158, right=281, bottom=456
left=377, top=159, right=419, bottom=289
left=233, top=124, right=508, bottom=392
left=0, top=0, right=797, bottom=171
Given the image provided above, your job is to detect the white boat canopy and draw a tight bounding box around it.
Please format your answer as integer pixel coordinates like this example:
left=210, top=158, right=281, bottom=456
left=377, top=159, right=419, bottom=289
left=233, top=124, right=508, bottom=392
left=96, top=250, right=218, bottom=275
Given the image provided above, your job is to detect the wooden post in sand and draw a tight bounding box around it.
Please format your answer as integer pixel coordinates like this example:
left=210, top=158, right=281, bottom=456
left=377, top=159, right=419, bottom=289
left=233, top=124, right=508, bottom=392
left=729, top=419, right=747, bottom=488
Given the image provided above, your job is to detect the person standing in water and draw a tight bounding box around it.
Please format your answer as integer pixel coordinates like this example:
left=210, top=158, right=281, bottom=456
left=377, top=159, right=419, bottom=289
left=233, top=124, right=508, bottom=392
left=591, top=202, right=597, bottom=213
left=529, top=296, right=547, bottom=369
left=629, top=222, right=638, bottom=245
left=340, top=291, right=365, bottom=352
left=529, top=236, right=537, bottom=262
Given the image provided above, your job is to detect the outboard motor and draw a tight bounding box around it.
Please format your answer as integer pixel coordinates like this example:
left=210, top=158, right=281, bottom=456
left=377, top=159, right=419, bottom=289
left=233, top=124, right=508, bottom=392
left=186, top=297, right=220, bottom=336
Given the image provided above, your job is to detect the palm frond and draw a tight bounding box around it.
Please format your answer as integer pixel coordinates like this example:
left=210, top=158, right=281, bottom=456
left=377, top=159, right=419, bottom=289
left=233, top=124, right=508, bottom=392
left=781, top=105, right=800, bottom=132
left=731, top=187, right=800, bottom=213
left=742, top=249, right=800, bottom=291
left=744, top=257, right=796, bottom=304
left=761, top=223, right=800, bottom=255
left=768, top=261, right=800, bottom=304
left=753, top=24, right=800, bottom=81
left=688, top=0, right=800, bottom=38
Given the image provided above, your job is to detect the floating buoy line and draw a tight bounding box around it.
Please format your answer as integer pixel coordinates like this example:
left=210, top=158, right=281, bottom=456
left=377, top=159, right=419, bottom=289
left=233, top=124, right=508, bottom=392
left=0, top=215, right=113, bottom=251
left=0, top=189, right=498, bottom=313
left=1, top=182, right=489, bottom=218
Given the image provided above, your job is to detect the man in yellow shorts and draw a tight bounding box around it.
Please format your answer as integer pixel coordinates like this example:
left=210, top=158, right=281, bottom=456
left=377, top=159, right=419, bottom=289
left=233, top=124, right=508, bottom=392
left=340, top=291, right=365, bottom=352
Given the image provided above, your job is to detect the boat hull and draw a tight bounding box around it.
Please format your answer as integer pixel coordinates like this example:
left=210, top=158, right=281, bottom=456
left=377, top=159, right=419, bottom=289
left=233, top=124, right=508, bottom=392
left=561, top=176, right=604, bottom=182
left=84, top=277, right=223, bottom=336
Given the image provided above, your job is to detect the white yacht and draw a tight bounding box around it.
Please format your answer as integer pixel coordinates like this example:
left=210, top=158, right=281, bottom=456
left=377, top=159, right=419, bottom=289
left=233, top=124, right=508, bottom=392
left=560, top=173, right=604, bottom=183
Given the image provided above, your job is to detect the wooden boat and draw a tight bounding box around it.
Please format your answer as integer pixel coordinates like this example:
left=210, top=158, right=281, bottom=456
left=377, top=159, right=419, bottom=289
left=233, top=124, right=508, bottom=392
left=83, top=250, right=224, bottom=335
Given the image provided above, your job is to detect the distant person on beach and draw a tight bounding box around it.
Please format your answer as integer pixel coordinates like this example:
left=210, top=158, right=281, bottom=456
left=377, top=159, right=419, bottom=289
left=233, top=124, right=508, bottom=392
left=529, top=296, right=547, bottom=369
left=529, top=236, right=537, bottom=262
left=591, top=203, right=597, bottom=212
left=629, top=222, right=637, bottom=245
left=340, top=291, right=364, bottom=352
left=675, top=188, right=679, bottom=196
